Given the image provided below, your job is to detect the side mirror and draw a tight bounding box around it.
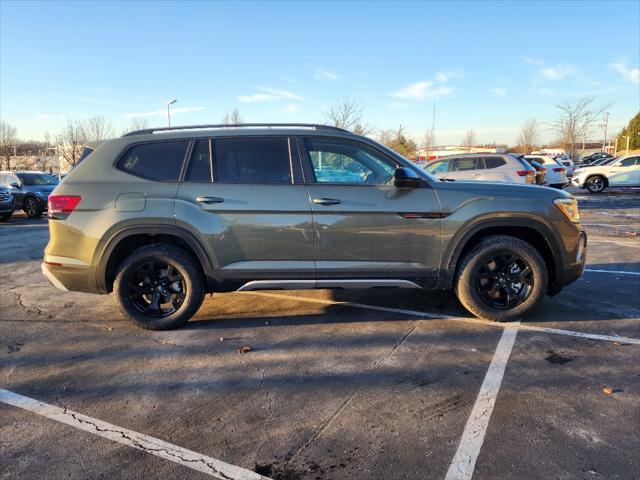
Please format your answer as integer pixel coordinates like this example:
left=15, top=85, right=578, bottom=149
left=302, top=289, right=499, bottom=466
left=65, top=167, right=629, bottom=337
left=393, top=167, right=423, bottom=188
left=10, top=182, right=20, bottom=189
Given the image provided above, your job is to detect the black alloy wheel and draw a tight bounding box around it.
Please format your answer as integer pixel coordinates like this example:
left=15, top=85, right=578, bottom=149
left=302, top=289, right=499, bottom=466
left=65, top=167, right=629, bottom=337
left=474, top=252, right=534, bottom=310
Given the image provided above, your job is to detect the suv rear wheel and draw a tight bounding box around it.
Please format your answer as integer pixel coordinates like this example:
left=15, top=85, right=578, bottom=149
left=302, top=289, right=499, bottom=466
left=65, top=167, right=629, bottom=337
left=455, top=235, right=547, bottom=322
left=113, top=245, right=205, bottom=330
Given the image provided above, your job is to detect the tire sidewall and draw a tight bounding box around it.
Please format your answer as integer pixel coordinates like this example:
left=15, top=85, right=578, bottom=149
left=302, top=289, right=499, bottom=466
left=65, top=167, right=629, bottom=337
left=114, top=246, right=204, bottom=330
left=586, top=176, right=605, bottom=193
left=456, top=237, right=548, bottom=322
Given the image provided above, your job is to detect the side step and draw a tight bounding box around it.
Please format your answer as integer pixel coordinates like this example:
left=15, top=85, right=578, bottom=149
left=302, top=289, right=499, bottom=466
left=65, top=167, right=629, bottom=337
left=236, top=279, right=421, bottom=291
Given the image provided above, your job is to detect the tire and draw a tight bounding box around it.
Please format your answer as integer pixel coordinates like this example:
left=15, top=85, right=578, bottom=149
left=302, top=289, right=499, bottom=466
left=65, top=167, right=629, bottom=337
left=113, top=245, right=206, bottom=330
left=0, top=212, right=12, bottom=222
left=585, top=175, right=606, bottom=193
left=455, top=235, right=548, bottom=322
left=23, top=196, right=42, bottom=218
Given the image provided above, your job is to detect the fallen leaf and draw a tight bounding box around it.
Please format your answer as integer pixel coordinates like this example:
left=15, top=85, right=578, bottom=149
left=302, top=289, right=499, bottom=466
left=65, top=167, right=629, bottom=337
left=602, top=387, right=614, bottom=396
left=237, top=346, right=253, bottom=355
left=612, top=341, right=622, bottom=347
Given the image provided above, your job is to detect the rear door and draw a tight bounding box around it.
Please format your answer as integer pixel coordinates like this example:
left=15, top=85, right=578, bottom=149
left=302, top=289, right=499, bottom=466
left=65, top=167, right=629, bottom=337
left=299, top=136, right=442, bottom=286
left=446, top=157, right=480, bottom=180
left=174, top=136, right=314, bottom=284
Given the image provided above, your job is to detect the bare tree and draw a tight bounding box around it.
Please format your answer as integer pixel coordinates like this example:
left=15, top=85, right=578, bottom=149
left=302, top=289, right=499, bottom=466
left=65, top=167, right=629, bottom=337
left=550, top=96, right=610, bottom=159
left=518, top=118, right=540, bottom=154
left=324, top=96, right=372, bottom=135
left=81, top=115, right=114, bottom=141
left=461, top=129, right=477, bottom=151
left=122, top=117, right=149, bottom=134
left=222, top=108, right=243, bottom=124
left=422, top=128, right=437, bottom=159
left=56, top=120, right=87, bottom=168
left=0, top=121, right=18, bottom=170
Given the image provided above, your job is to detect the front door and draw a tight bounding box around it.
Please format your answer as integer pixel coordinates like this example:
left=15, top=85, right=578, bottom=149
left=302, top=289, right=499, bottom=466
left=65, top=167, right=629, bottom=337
left=299, top=136, right=442, bottom=286
left=175, top=136, right=314, bottom=285
left=607, top=156, right=640, bottom=186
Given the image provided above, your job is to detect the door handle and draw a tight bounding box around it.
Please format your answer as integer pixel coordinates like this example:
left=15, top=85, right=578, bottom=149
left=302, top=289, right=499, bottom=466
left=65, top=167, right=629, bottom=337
left=313, top=198, right=341, bottom=206
left=196, top=196, right=224, bottom=204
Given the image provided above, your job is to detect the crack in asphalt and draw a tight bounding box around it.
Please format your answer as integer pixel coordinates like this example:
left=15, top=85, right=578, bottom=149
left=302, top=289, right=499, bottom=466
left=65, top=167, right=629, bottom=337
left=59, top=405, right=235, bottom=479
left=14, top=291, right=54, bottom=319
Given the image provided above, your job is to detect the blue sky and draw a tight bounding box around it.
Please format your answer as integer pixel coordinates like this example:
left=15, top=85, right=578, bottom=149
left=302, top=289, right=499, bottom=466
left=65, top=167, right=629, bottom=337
left=1, top=0, right=638, bottom=145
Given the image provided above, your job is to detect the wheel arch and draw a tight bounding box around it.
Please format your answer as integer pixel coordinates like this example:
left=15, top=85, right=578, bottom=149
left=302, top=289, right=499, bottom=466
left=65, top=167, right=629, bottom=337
left=585, top=174, right=609, bottom=188
left=441, top=217, right=565, bottom=295
left=95, top=224, right=218, bottom=293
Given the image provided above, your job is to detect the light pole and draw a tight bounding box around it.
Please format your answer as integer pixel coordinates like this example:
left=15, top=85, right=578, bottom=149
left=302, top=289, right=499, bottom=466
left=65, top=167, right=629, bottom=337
left=166, top=99, right=177, bottom=127
left=623, top=135, right=630, bottom=155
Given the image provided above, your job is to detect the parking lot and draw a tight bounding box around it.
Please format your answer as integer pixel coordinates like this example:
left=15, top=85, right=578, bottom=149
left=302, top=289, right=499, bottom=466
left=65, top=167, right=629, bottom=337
left=0, top=187, right=638, bottom=480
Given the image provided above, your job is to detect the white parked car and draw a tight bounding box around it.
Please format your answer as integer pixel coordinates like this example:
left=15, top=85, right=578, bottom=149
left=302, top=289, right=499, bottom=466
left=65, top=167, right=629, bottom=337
left=523, top=155, right=569, bottom=189
left=571, top=155, right=640, bottom=193
left=554, top=155, right=575, bottom=177
left=422, top=153, right=537, bottom=184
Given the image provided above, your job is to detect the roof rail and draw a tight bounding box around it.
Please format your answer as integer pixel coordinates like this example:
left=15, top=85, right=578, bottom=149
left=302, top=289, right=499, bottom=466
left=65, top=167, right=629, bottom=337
left=121, top=123, right=350, bottom=137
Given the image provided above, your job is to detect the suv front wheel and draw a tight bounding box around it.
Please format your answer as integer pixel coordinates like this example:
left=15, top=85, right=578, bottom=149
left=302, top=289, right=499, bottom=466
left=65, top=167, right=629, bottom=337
left=455, top=235, right=547, bottom=322
left=113, top=245, right=205, bottom=330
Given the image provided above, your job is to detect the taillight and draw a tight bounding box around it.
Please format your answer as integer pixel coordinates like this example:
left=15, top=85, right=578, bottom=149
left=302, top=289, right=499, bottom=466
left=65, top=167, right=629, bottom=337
left=516, top=170, right=536, bottom=177
left=48, top=195, right=82, bottom=214
left=553, top=167, right=566, bottom=172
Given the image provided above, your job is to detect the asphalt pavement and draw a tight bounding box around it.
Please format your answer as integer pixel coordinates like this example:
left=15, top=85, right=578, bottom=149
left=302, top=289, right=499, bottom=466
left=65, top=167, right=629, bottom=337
left=1, top=187, right=638, bottom=480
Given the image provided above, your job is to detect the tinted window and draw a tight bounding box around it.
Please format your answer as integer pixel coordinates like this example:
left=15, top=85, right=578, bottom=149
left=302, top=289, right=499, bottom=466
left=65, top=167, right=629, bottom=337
left=16, top=173, right=58, bottom=186
left=485, top=157, right=506, bottom=169
left=617, top=157, right=637, bottom=167
left=117, top=141, right=188, bottom=181
left=305, top=138, right=396, bottom=185
left=77, top=146, right=95, bottom=165
left=425, top=160, right=448, bottom=174
left=214, top=137, right=291, bottom=184
left=186, top=140, right=212, bottom=182
left=452, top=158, right=478, bottom=171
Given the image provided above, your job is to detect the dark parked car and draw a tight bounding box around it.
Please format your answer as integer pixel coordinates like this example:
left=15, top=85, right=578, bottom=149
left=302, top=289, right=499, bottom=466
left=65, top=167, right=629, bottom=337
left=580, top=152, right=612, bottom=165
left=0, top=171, right=59, bottom=218
left=42, top=123, right=586, bottom=330
left=0, top=186, right=14, bottom=221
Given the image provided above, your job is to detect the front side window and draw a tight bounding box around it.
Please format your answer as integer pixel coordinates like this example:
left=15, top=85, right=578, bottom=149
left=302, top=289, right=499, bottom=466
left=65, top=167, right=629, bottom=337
left=616, top=157, right=638, bottom=167
left=305, top=138, right=396, bottom=185
left=213, top=137, right=291, bottom=184
left=425, top=160, right=449, bottom=174
left=117, top=141, right=189, bottom=181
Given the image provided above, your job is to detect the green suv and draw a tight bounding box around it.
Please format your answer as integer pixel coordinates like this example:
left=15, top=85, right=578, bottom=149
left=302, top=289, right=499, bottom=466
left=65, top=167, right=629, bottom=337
left=42, top=124, right=586, bottom=330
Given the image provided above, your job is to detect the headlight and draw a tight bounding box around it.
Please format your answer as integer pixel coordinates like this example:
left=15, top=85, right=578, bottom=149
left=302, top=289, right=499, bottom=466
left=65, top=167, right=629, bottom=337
left=554, top=198, right=580, bottom=223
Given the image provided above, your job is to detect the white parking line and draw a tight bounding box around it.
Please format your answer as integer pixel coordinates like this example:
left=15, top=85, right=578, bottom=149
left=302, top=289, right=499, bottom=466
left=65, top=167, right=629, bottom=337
left=0, top=388, right=266, bottom=480
left=585, top=268, right=640, bottom=276
left=247, top=292, right=640, bottom=345
left=444, top=324, right=519, bottom=480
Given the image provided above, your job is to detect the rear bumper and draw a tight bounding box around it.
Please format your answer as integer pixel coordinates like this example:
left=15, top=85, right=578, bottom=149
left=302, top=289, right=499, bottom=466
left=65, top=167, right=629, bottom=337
left=41, top=261, right=100, bottom=293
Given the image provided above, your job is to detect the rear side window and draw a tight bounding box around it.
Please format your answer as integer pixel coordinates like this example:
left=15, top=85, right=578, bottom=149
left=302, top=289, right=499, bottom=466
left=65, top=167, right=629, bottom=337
left=213, top=137, right=291, bottom=184
left=485, top=157, right=506, bottom=169
left=617, top=156, right=638, bottom=167
left=186, top=140, right=213, bottom=182
left=452, top=157, right=478, bottom=171
left=117, top=141, right=188, bottom=181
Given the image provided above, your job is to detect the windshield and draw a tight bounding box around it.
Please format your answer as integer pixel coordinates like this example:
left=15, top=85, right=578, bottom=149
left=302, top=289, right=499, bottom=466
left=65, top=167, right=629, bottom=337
left=16, top=173, right=59, bottom=186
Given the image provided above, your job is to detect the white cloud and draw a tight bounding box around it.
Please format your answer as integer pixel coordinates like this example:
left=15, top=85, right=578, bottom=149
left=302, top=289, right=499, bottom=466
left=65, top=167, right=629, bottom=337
left=313, top=66, right=339, bottom=81
left=490, top=87, right=507, bottom=97
left=390, top=81, right=453, bottom=100
left=238, top=87, right=303, bottom=103
left=540, top=65, right=576, bottom=80
left=610, top=61, right=640, bottom=84
left=523, top=56, right=543, bottom=65
left=124, top=106, right=205, bottom=118
left=284, top=103, right=299, bottom=113
left=435, top=69, right=463, bottom=82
